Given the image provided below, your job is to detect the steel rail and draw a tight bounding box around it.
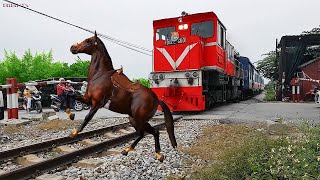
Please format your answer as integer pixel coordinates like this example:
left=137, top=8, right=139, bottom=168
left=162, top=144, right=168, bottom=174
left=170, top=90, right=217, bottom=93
left=0, top=120, right=177, bottom=180
left=0, top=122, right=131, bottom=162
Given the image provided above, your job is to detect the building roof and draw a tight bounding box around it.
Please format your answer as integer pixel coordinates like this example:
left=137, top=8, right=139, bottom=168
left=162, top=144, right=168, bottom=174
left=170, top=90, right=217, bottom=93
left=298, top=57, right=320, bottom=69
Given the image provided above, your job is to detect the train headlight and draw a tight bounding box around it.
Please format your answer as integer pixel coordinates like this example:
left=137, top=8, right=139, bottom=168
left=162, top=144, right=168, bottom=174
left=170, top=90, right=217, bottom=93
left=178, top=24, right=188, bottom=30
left=158, top=73, right=165, bottom=80
left=192, top=71, right=199, bottom=78
left=185, top=71, right=191, bottom=78
left=152, top=74, right=158, bottom=80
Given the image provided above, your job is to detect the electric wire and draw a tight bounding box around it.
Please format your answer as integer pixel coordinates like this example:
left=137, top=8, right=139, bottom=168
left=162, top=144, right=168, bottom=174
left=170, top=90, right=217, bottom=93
left=3, top=0, right=152, bottom=56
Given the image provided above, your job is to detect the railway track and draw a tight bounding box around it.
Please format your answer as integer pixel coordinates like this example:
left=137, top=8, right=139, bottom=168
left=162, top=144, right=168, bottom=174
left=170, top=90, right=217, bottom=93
left=0, top=115, right=180, bottom=180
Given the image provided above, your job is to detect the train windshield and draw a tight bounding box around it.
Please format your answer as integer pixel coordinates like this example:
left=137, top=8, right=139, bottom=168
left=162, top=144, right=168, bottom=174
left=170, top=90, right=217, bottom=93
left=156, top=26, right=176, bottom=41
left=191, top=21, right=214, bottom=38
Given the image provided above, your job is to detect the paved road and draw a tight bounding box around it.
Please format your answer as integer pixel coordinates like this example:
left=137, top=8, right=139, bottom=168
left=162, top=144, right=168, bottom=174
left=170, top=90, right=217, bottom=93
left=181, top=92, right=320, bottom=123
left=4, top=107, right=127, bottom=121
left=3, top=92, right=320, bottom=123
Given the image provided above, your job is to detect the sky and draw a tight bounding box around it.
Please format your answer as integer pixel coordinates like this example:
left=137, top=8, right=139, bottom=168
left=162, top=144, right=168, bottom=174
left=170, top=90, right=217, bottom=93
left=0, top=0, right=319, bottom=79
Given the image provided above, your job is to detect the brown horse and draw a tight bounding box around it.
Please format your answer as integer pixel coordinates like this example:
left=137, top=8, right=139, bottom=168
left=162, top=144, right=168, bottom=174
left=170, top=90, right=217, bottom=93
left=67, top=32, right=177, bottom=161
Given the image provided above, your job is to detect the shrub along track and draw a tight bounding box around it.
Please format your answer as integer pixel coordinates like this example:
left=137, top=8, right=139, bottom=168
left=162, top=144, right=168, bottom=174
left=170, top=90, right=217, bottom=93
left=0, top=115, right=180, bottom=180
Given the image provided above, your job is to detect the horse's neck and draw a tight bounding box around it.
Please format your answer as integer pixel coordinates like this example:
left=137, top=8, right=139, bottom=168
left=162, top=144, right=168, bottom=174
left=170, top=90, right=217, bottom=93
left=88, top=51, right=114, bottom=80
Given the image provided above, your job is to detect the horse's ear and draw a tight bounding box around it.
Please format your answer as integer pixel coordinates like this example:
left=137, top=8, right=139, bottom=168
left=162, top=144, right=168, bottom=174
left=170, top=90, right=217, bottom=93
left=94, top=31, right=98, bottom=45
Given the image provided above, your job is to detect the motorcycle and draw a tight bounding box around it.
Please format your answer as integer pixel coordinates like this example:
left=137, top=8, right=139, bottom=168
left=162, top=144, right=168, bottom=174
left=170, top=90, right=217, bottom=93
left=50, top=90, right=89, bottom=112
left=24, top=91, right=43, bottom=113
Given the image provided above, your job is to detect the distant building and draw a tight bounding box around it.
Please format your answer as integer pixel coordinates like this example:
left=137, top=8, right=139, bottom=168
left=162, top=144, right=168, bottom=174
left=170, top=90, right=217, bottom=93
left=298, top=57, right=320, bottom=100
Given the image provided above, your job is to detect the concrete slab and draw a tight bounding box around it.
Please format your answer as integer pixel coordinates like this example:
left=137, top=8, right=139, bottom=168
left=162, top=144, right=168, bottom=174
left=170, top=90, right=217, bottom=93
left=47, top=115, right=59, bottom=121
left=117, top=129, right=132, bottom=134
left=41, top=110, right=57, bottom=120
left=16, top=154, right=46, bottom=166
left=98, top=148, right=121, bottom=156
left=21, top=114, right=42, bottom=121
left=0, top=119, right=31, bottom=127
left=35, top=174, right=66, bottom=180
left=183, top=114, right=227, bottom=121
left=79, top=139, right=99, bottom=146
left=73, top=158, right=103, bottom=168
left=104, top=132, right=120, bottom=138
left=126, top=127, right=135, bottom=132
left=54, top=145, right=76, bottom=154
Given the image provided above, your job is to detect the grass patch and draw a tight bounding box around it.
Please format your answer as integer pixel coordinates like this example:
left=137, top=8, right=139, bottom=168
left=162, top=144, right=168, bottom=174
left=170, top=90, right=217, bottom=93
left=180, top=124, right=257, bottom=161
left=183, top=123, right=320, bottom=179
left=36, top=119, right=79, bottom=131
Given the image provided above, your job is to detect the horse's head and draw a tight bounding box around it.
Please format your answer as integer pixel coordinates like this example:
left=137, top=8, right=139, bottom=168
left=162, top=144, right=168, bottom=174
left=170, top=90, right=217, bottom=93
left=70, top=31, right=99, bottom=55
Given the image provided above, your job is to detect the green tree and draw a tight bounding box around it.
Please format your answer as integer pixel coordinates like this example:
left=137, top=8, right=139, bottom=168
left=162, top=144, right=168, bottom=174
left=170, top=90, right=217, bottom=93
left=256, top=51, right=277, bottom=80
left=0, top=50, right=90, bottom=84
left=68, top=59, right=90, bottom=77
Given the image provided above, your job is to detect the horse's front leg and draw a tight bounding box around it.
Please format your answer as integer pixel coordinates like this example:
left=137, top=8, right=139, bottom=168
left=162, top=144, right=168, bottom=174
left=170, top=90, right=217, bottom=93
left=70, top=105, right=99, bottom=138
left=65, top=92, right=90, bottom=121
left=65, top=94, right=75, bottom=120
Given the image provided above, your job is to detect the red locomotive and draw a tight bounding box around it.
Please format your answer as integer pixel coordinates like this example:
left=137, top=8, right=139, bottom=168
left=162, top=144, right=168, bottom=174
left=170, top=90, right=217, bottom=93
left=150, top=11, right=244, bottom=111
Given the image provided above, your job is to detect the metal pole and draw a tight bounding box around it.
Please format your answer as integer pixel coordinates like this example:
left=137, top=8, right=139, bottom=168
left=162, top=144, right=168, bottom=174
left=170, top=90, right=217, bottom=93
left=6, top=79, right=12, bottom=119
left=11, top=78, right=19, bottom=119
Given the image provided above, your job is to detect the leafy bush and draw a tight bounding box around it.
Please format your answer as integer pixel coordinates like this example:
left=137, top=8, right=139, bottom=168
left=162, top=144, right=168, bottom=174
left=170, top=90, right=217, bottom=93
left=264, top=81, right=276, bottom=101
left=190, top=123, right=320, bottom=179
left=132, top=78, right=150, bottom=88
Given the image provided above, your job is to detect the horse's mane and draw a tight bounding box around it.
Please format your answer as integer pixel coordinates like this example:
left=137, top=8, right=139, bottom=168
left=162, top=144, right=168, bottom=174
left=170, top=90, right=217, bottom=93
left=96, top=37, right=114, bottom=70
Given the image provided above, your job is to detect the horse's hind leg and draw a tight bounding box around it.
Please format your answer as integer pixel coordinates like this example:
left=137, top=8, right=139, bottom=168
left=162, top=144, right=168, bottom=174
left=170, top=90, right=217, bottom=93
left=144, top=123, right=164, bottom=162
left=121, top=131, right=144, bottom=156
left=69, top=105, right=99, bottom=138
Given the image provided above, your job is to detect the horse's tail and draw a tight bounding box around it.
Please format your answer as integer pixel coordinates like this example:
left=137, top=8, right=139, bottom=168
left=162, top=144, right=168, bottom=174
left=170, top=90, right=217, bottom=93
left=159, top=101, right=177, bottom=148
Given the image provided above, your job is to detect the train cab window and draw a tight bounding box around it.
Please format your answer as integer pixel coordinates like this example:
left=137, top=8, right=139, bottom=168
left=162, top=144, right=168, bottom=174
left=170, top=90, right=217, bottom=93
left=191, top=21, right=213, bottom=38
left=217, top=23, right=226, bottom=49
left=156, top=26, right=176, bottom=41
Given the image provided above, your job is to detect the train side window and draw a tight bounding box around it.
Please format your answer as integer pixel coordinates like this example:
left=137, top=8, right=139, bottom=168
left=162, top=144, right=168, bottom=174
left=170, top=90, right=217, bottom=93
left=244, top=70, right=248, bottom=78
left=218, top=23, right=226, bottom=49
left=156, top=26, right=176, bottom=41
left=191, top=21, right=214, bottom=38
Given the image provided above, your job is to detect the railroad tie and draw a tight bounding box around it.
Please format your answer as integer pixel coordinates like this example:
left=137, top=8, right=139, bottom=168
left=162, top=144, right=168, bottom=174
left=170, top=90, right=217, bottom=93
left=117, top=128, right=132, bottom=134
left=53, top=145, right=76, bottom=154
left=73, top=158, right=103, bottom=168
left=16, top=154, right=46, bottom=166
left=35, top=174, right=65, bottom=180
left=104, top=132, right=120, bottom=138
left=79, top=139, right=99, bottom=146
left=97, top=148, right=122, bottom=157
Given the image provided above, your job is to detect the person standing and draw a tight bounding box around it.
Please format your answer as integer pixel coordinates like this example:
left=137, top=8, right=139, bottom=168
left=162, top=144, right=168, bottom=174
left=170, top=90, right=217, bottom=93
left=65, top=80, right=75, bottom=108
left=80, top=81, right=87, bottom=95
left=23, top=87, right=32, bottom=113
left=57, top=78, right=67, bottom=110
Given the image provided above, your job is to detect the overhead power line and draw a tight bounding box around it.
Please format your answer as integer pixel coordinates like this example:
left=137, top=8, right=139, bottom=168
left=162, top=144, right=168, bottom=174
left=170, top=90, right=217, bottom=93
left=3, top=0, right=152, bottom=56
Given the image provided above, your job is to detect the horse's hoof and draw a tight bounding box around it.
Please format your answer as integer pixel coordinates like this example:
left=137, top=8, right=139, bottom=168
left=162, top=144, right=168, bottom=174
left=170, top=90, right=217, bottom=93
left=69, top=113, right=75, bottom=120
left=156, top=153, right=164, bottom=162
left=69, top=128, right=78, bottom=138
left=69, top=133, right=75, bottom=138
left=121, top=150, right=128, bottom=156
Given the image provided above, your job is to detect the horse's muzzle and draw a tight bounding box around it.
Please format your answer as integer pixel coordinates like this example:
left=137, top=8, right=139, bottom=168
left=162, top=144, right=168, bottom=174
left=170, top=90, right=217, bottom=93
left=70, top=45, right=78, bottom=54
